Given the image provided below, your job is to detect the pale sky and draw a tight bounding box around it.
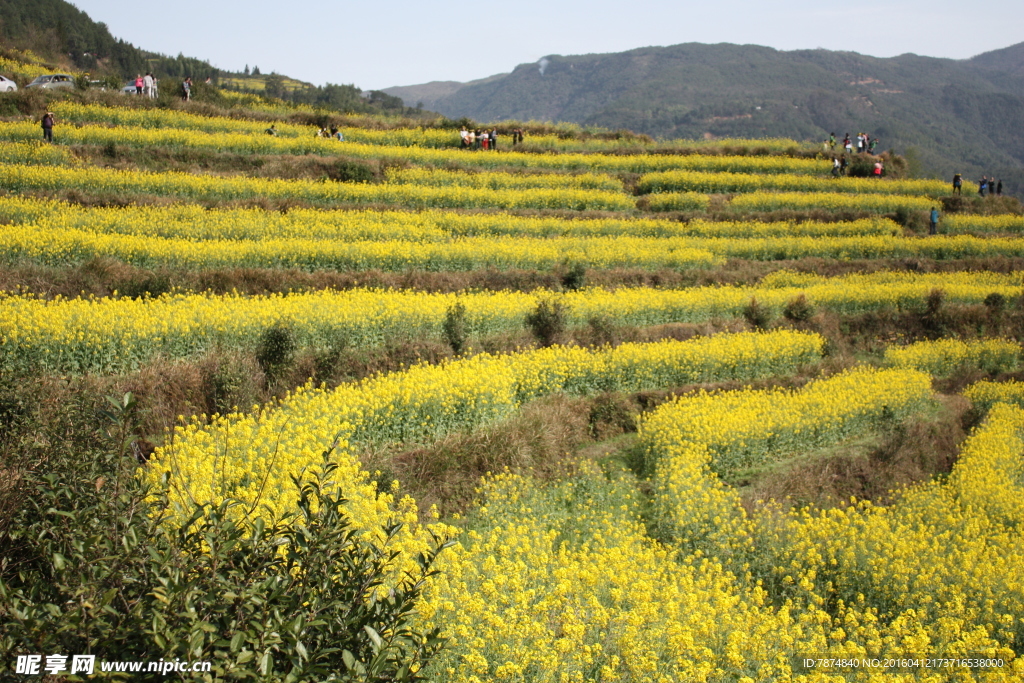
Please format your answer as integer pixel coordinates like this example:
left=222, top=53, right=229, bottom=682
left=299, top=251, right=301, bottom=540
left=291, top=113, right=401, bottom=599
left=72, top=0, right=1023, bottom=91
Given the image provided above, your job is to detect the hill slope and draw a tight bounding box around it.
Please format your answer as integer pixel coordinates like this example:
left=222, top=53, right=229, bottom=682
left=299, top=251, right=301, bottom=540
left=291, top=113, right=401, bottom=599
left=0, top=0, right=217, bottom=79
left=0, top=0, right=417, bottom=116
left=385, top=42, right=1024, bottom=194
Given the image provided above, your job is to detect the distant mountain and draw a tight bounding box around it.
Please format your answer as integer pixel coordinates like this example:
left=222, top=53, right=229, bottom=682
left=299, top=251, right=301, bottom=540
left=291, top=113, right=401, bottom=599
left=384, top=42, right=1024, bottom=195
left=384, top=74, right=508, bottom=112
left=968, top=42, right=1024, bottom=80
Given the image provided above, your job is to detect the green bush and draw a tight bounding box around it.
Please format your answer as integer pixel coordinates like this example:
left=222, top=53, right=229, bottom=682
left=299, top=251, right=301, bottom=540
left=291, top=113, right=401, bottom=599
left=742, top=297, right=772, bottom=329
left=0, top=441, right=451, bottom=682
left=256, top=323, right=296, bottom=378
left=526, top=300, right=567, bottom=347
left=845, top=155, right=877, bottom=178
left=561, top=263, right=587, bottom=292
left=329, top=159, right=376, bottom=184
left=442, top=302, right=468, bottom=355
left=783, top=294, right=815, bottom=322
left=984, top=292, right=1006, bottom=315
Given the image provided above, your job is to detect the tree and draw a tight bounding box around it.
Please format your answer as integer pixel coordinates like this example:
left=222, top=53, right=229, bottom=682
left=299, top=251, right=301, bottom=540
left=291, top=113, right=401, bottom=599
left=263, top=73, right=285, bottom=100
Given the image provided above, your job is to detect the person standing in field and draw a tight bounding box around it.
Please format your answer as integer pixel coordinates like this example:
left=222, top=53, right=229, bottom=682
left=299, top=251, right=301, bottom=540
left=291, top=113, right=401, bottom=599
left=490, top=129, right=498, bottom=150
left=459, top=127, right=469, bottom=149
left=143, top=72, right=154, bottom=98
left=979, top=176, right=987, bottom=197
left=831, top=156, right=840, bottom=177
left=843, top=134, right=852, bottom=154
left=840, top=154, right=848, bottom=176
left=182, top=77, right=192, bottom=101
left=952, top=173, right=962, bottom=195
left=929, top=206, right=939, bottom=235
left=997, top=179, right=1003, bottom=196
left=829, top=132, right=836, bottom=150
left=134, top=74, right=144, bottom=95
left=873, top=160, right=883, bottom=177
left=40, top=111, right=55, bottom=142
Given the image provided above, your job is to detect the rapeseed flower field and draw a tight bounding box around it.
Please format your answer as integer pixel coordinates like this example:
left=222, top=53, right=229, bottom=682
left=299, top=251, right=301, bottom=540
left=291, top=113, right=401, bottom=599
left=3, top=92, right=1023, bottom=682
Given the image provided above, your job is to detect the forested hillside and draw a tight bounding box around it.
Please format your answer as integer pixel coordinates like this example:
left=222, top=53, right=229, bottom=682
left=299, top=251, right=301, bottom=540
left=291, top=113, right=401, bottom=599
left=386, top=42, right=1024, bottom=195
left=0, top=0, right=217, bottom=78
left=0, top=0, right=413, bottom=116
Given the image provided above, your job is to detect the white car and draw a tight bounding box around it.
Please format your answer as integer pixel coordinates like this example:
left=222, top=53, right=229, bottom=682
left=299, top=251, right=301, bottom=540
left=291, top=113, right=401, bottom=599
left=25, top=73, right=75, bottom=90
left=0, top=75, right=17, bottom=92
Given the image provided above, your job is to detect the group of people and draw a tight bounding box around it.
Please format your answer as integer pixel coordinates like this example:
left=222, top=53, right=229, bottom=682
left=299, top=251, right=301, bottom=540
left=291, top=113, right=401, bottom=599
left=831, top=154, right=849, bottom=177
left=827, top=132, right=879, bottom=155
left=460, top=128, right=499, bottom=150
left=978, top=175, right=1003, bottom=197
left=268, top=123, right=345, bottom=141
left=131, top=73, right=158, bottom=98
left=951, top=173, right=1003, bottom=196
left=458, top=127, right=528, bottom=150
left=312, top=126, right=344, bottom=141
left=829, top=153, right=885, bottom=178
left=129, top=74, right=196, bottom=101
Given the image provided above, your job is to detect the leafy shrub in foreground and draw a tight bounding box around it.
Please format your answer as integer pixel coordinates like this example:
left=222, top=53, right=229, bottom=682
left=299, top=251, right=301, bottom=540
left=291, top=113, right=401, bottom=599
left=0, top=443, right=450, bottom=682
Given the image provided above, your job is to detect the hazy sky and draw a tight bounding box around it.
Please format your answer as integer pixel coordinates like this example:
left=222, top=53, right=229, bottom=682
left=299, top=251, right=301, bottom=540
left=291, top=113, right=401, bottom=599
left=72, top=0, right=1022, bottom=90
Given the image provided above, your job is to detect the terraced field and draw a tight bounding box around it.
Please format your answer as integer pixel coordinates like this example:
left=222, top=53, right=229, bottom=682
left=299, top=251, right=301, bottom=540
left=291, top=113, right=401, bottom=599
left=2, top=98, right=1024, bottom=682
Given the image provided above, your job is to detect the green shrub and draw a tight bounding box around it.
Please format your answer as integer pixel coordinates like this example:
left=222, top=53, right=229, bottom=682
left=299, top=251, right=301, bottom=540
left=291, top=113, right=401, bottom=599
left=742, top=297, right=772, bottom=329
left=588, top=393, right=637, bottom=440
left=984, top=292, right=1006, bottom=315
left=925, top=288, right=945, bottom=318
left=561, top=263, right=587, bottom=292
left=0, top=444, right=451, bottom=682
left=329, top=159, right=376, bottom=183
left=587, top=314, right=618, bottom=347
left=846, top=155, right=877, bottom=178
left=783, top=294, right=815, bottom=322
left=256, top=323, right=296, bottom=378
left=922, top=288, right=947, bottom=337
left=526, top=300, right=567, bottom=347
left=442, top=302, right=468, bottom=355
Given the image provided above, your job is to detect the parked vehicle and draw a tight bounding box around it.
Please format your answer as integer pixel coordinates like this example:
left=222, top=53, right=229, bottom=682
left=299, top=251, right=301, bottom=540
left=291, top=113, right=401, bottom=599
left=0, top=75, right=17, bottom=92
left=25, top=74, right=75, bottom=90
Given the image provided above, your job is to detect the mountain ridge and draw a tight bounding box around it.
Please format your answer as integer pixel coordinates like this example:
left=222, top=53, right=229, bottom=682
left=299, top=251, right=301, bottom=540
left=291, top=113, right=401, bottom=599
left=384, top=42, right=1024, bottom=194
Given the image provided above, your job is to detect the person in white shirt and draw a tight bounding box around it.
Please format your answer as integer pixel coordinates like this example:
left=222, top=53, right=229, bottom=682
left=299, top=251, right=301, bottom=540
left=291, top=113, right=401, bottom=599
left=144, top=73, right=154, bottom=98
